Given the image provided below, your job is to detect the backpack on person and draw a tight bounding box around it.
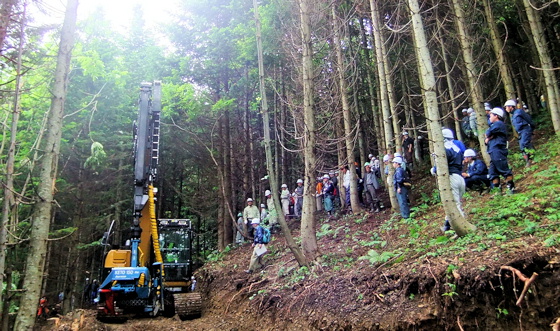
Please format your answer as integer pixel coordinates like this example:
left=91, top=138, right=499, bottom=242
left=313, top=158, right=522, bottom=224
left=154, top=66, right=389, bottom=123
left=402, top=171, right=412, bottom=189
left=262, top=227, right=271, bottom=244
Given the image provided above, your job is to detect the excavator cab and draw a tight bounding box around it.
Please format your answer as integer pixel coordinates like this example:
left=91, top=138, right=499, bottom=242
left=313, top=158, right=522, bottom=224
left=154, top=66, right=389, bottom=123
left=158, top=219, right=194, bottom=291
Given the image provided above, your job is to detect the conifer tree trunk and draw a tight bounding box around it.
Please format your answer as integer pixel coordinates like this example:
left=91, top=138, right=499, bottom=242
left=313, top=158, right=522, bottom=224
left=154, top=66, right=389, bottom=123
left=332, top=3, right=361, bottom=213
left=381, top=32, right=400, bottom=143
left=14, top=0, right=78, bottom=328
left=451, top=0, right=490, bottom=164
left=253, top=0, right=307, bottom=266
left=521, top=0, right=560, bottom=134
left=0, top=0, right=17, bottom=50
left=435, top=21, right=463, bottom=142
left=223, top=110, right=233, bottom=245
left=0, top=1, right=24, bottom=310
left=407, top=0, right=476, bottom=236
left=298, top=0, right=318, bottom=261
left=217, top=118, right=225, bottom=250
left=480, top=0, right=516, bottom=99
left=369, top=0, right=398, bottom=211
left=360, top=19, right=384, bottom=154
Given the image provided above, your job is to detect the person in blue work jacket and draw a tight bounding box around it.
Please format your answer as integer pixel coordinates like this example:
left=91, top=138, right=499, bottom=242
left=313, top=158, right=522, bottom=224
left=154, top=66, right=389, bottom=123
left=462, top=149, right=489, bottom=191
left=485, top=107, right=515, bottom=194
left=504, top=100, right=535, bottom=167
left=245, top=219, right=265, bottom=273
left=392, top=156, right=410, bottom=219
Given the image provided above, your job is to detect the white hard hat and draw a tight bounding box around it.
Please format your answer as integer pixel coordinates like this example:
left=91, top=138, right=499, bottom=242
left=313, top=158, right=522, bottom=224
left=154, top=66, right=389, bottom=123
left=491, top=107, right=504, bottom=118
left=464, top=149, right=476, bottom=158
left=247, top=198, right=253, bottom=202
left=467, top=108, right=474, bottom=114
left=323, top=174, right=330, bottom=179
left=297, top=179, right=303, bottom=184
left=265, top=190, right=271, bottom=196
left=392, top=157, right=403, bottom=164
left=261, top=204, right=265, bottom=208
left=364, top=162, right=370, bottom=167
left=402, top=131, right=409, bottom=135
left=394, top=152, right=402, bottom=157
left=368, top=153, right=373, bottom=158
left=281, top=184, right=287, bottom=188
left=383, top=155, right=390, bottom=162
left=251, top=219, right=260, bottom=224
left=442, top=128, right=454, bottom=139
left=484, top=102, right=492, bottom=111
left=504, top=100, right=516, bottom=107
left=462, top=108, right=468, bottom=113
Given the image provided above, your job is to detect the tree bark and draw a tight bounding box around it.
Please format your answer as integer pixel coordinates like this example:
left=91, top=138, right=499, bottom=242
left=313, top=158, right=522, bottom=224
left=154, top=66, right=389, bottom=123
left=407, top=0, right=476, bottom=237
left=332, top=3, right=361, bottom=213
left=217, top=117, right=225, bottom=250
left=298, top=0, right=318, bottom=261
left=0, top=0, right=24, bottom=310
left=369, top=0, right=398, bottom=211
left=223, top=110, right=233, bottom=245
left=14, top=0, right=78, bottom=329
left=521, top=0, right=560, bottom=134
left=451, top=0, right=490, bottom=165
left=435, top=18, right=463, bottom=142
left=359, top=18, right=384, bottom=154
left=253, top=0, right=307, bottom=266
left=0, top=0, right=17, bottom=52
left=480, top=0, right=516, bottom=100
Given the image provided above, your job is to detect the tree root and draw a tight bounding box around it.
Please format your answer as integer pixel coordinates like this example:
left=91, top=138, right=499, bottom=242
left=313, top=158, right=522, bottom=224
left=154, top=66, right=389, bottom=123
left=224, top=278, right=268, bottom=314
left=457, top=315, right=464, bottom=331
left=500, top=266, right=539, bottom=306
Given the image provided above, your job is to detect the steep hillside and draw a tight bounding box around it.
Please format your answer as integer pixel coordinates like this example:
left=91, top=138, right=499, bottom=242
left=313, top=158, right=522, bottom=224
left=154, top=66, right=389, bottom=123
left=40, top=134, right=560, bottom=330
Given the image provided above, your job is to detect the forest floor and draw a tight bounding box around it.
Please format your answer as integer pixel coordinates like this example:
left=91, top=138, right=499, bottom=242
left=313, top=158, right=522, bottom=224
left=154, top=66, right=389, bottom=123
left=39, top=129, right=560, bottom=331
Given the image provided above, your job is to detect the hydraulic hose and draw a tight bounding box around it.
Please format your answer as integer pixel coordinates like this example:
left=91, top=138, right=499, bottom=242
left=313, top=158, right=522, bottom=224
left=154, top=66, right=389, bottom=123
left=148, top=185, right=164, bottom=276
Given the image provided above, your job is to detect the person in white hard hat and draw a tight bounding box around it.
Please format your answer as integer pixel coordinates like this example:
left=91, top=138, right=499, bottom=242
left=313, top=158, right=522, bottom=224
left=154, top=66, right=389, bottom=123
left=462, top=149, right=489, bottom=191
left=364, top=162, right=381, bottom=212
left=433, top=128, right=466, bottom=232
left=294, top=179, right=304, bottom=217
left=245, top=218, right=265, bottom=274
left=485, top=107, right=515, bottom=194
left=264, top=190, right=278, bottom=232
left=280, top=184, right=290, bottom=218
left=243, top=198, right=260, bottom=237
left=504, top=99, right=535, bottom=167
left=392, top=157, right=410, bottom=219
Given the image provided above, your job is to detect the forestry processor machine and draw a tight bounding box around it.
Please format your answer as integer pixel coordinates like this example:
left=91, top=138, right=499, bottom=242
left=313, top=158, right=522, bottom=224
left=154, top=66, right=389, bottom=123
left=96, top=81, right=202, bottom=321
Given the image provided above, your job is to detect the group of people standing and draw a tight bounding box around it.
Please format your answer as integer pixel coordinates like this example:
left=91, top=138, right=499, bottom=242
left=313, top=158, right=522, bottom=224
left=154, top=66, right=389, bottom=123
left=237, top=99, right=536, bottom=274
left=425, top=99, right=534, bottom=231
